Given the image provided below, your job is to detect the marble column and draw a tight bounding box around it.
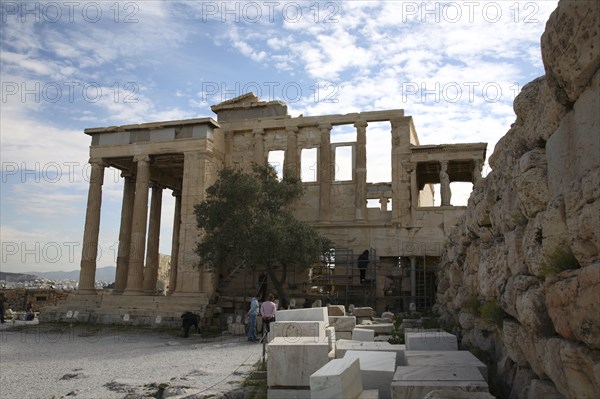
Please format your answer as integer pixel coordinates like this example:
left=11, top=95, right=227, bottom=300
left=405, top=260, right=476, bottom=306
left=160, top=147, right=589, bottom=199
left=319, top=123, right=332, bottom=221
left=124, top=155, right=151, bottom=295
left=379, top=197, right=389, bottom=212
left=284, top=126, right=299, bottom=177
left=167, top=190, right=182, bottom=295
left=78, top=158, right=105, bottom=293
left=440, top=160, right=451, bottom=206
left=391, top=118, right=411, bottom=226
left=410, top=256, right=416, bottom=309
left=409, top=164, right=418, bottom=225
left=354, top=120, right=368, bottom=221
left=143, top=183, right=163, bottom=293
left=175, top=151, right=205, bottom=295
left=113, top=172, right=135, bottom=293
left=254, top=128, right=265, bottom=165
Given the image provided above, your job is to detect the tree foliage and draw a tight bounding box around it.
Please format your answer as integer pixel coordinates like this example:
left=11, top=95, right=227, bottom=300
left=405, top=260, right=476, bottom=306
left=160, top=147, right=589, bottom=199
left=194, top=164, right=332, bottom=304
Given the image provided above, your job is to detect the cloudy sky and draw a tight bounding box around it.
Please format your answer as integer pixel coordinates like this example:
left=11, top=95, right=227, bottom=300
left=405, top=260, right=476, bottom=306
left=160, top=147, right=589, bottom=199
left=0, top=0, right=558, bottom=273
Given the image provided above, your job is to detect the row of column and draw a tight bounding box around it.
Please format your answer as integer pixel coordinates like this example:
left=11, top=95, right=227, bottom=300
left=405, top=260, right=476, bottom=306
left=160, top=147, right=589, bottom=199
left=78, top=156, right=183, bottom=294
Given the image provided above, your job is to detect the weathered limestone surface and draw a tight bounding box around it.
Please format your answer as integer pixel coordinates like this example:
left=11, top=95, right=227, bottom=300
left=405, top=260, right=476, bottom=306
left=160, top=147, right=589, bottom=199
left=327, top=305, right=346, bottom=316
left=276, top=308, right=328, bottom=322
left=352, top=307, right=375, bottom=317
left=335, top=340, right=406, bottom=365
left=269, top=321, right=327, bottom=343
left=404, top=351, right=488, bottom=381
left=267, top=337, right=329, bottom=388
left=391, top=366, right=488, bottom=399
left=541, top=0, right=600, bottom=106
left=405, top=332, right=458, bottom=351
left=309, top=357, right=363, bottom=399
left=328, top=316, right=356, bottom=332
left=352, top=328, right=375, bottom=342
left=434, top=2, right=600, bottom=398
left=344, top=350, right=396, bottom=399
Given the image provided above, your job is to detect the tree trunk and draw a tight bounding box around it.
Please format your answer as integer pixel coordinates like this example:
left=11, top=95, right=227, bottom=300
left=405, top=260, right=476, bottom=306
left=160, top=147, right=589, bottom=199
left=266, top=265, right=288, bottom=309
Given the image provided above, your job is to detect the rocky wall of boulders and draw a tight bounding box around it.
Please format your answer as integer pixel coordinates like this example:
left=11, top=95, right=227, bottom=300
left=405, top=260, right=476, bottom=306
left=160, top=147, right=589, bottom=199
left=434, top=1, right=599, bottom=398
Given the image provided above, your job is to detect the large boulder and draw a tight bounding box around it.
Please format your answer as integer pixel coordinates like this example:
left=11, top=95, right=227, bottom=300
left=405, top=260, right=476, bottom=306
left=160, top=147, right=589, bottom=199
left=545, top=263, right=600, bottom=349
left=541, top=0, right=600, bottom=107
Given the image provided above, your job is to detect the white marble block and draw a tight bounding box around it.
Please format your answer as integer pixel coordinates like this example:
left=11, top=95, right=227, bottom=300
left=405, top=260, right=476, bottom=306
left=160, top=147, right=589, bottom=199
left=405, top=331, right=458, bottom=351
left=391, top=366, right=488, bottom=399
left=268, top=337, right=330, bottom=387
left=310, top=357, right=363, bottom=399
left=352, top=327, right=375, bottom=342
left=359, top=390, right=380, bottom=399
left=267, top=388, right=311, bottom=399
left=344, top=350, right=396, bottom=399
left=328, top=316, right=356, bottom=331
left=335, top=340, right=406, bottom=365
left=270, top=321, right=327, bottom=343
left=325, top=326, right=336, bottom=352
left=404, top=351, right=488, bottom=381
left=276, top=307, right=328, bottom=322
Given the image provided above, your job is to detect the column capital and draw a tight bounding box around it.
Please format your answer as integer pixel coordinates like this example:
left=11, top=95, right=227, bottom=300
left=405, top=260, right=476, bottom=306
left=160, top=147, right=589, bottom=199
left=390, top=118, right=404, bottom=129
left=88, top=157, right=106, bottom=167
left=402, top=162, right=416, bottom=172
left=252, top=128, right=264, bottom=135
left=133, top=154, right=151, bottom=163
left=120, top=170, right=134, bottom=179
left=318, top=123, right=332, bottom=132
left=172, top=189, right=181, bottom=198
left=285, top=125, right=299, bottom=134
left=354, top=120, right=368, bottom=129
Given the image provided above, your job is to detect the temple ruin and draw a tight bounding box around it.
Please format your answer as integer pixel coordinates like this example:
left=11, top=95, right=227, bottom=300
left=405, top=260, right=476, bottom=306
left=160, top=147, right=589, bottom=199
left=46, top=93, right=486, bottom=323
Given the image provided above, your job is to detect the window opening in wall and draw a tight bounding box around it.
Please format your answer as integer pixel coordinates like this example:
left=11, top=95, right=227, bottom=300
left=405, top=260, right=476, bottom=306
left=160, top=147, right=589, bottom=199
left=432, top=183, right=442, bottom=206
left=366, top=121, right=391, bottom=183
left=334, top=146, right=352, bottom=181
left=268, top=150, right=285, bottom=179
left=330, top=125, right=356, bottom=143
left=449, top=182, right=471, bottom=206
left=301, top=148, right=318, bottom=182
left=367, top=199, right=380, bottom=208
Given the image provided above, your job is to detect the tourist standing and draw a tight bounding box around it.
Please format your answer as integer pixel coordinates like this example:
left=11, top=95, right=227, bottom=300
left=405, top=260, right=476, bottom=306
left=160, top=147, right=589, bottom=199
left=260, top=293, right=277, bottom=336
left=247, top=293, right=261, bottom=342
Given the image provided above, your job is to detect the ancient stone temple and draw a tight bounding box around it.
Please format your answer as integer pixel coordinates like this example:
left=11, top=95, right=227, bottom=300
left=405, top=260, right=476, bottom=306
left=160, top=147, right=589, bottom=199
left=44, top=94, right=486, bottom=324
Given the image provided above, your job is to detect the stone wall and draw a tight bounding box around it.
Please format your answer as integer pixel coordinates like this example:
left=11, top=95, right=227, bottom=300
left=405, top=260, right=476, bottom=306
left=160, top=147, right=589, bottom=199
left=434, top=1, right=599, bottom=398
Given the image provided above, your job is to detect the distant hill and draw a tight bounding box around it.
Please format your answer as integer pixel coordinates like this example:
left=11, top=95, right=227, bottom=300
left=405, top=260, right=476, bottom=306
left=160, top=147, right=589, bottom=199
left=31, top=266, right=116, bottom=282
left=0, top=271, right=39, bottom=282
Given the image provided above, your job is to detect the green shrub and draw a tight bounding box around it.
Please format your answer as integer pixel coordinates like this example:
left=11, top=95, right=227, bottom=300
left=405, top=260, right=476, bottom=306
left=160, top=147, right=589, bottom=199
left=388, top=315, right=405, bottom=344
left=541, top=244, right=580, bottom=277
left=480, top=300, right=505, bottom=328
left=422, top=317, right=441, bottom=330
left=463, top=297, right=481, bottom=315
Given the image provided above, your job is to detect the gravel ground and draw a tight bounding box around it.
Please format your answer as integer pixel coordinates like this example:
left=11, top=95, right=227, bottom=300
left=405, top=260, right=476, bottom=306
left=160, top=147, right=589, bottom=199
left=0, top=324, right=264, bottom=399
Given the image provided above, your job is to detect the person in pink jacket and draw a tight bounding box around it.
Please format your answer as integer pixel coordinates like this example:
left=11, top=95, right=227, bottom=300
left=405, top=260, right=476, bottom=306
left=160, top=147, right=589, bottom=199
left=260, top=293, right=277, bottom=336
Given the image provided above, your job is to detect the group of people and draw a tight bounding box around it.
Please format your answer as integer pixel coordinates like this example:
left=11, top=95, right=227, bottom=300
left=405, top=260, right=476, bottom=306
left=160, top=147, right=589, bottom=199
left=246, top=293, right=277, bottom=342
left=0, top=297, right=35, bottom=323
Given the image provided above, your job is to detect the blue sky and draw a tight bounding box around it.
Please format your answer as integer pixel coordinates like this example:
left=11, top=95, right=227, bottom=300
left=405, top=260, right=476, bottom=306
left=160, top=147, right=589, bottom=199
left=1, top=0, right=558, bottom=273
